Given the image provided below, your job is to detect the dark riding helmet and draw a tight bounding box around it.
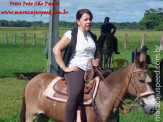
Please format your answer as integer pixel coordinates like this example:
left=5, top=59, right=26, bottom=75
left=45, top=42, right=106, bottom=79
left=104, top=17, right=110, bottom=23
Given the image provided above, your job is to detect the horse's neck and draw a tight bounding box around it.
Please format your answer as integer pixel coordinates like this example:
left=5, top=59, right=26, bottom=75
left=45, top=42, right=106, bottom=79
left=95, top=65, right=131, bottom=119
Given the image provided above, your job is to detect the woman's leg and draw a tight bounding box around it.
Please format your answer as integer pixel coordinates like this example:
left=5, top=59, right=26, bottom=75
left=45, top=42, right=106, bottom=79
left=64, top=69, right=85, bottom=122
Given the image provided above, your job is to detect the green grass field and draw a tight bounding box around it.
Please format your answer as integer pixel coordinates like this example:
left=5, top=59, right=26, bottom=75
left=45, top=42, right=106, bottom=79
left=0, top=27, right=162, bottom=122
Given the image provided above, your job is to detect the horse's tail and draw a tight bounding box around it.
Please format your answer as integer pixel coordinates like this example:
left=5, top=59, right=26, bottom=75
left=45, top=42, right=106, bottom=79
left=20, top=88, right=26, bottom=122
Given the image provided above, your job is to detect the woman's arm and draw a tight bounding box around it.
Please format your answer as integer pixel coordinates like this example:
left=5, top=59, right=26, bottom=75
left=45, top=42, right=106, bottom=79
left=92, top=51, right=101, bottom=66
left=91, top=40, right=102, bottom=67
left=111, top=26, right=117, bottom=35
left=53, top=35, right=78, bottom=72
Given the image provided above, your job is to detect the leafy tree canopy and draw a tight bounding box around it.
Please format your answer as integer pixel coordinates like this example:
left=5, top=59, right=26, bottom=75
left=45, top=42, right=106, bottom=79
left=138, top=8, right=163, bottom=30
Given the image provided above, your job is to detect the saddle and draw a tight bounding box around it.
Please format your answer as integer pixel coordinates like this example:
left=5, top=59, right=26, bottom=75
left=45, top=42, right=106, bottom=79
left=53, top=76, right=97, bottom=102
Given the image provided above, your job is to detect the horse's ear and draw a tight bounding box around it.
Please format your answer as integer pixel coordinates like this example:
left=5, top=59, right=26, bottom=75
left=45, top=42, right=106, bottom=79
left=134, top=48, right=140, bottom=66
left=134, top=48, right=137, bottom=57
left=140, top=52, right=146, bottom=63
left=139, top=52, right=147, bottom=69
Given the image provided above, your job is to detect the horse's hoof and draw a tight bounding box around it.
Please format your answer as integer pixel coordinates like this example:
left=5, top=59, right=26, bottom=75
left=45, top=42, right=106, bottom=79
left=115, top=52, right=120, bottom=54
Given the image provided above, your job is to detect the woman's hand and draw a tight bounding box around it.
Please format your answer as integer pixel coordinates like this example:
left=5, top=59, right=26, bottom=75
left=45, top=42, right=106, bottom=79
left=92, top=59, right=100, bottom=66
left=64, top=66, right=79, bottom=72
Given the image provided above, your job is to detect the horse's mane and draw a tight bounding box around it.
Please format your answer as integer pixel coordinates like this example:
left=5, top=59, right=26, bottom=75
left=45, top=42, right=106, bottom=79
left=105, top=64, right=131, bottom=84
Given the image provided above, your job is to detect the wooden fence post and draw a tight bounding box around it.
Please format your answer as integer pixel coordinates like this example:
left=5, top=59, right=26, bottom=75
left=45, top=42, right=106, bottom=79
left=13, top=33, right=16, bottom=45
left=5, top=33, right=8, bottom=45
left=141, top=34, right=146, bottom=49
left=23, top=33, right=26, bottom=45
left=43, top=34, right=47, bottom=47
left=160, top=35, right=163, bottom=50
left=124, top=33, right=127, bottom=49
left=33, top=34, right=36, bottom=46
left=38, top=32, right=40, bottom=37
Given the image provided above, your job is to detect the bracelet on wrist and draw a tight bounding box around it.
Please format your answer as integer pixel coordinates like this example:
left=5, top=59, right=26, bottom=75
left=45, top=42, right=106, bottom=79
left=61, top=65, right=66, bottom=71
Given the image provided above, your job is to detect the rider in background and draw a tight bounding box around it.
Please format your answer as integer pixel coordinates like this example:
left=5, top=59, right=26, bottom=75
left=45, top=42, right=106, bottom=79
left=98, top=17, right=120, bottom=54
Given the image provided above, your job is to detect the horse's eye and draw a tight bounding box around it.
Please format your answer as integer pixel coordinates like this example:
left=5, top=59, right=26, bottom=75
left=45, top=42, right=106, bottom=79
left=139, top=79, right=145, bottom=83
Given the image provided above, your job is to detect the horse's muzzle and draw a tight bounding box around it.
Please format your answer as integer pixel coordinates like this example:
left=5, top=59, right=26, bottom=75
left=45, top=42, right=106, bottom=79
left=140, top=95, right=158, bottom=115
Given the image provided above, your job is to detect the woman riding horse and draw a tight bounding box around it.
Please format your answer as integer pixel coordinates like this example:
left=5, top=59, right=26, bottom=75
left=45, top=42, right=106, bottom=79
left=53, top=9, right=101, bottom=122
left=20, top=50, right=157, bottom=122
left=19, top=11, right=157, bottom=122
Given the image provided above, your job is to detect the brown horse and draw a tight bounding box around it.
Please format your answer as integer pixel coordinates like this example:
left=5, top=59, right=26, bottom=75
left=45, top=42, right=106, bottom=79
left=100, top=33, right=114, bottom=69
left=20, top=51, right=157, bottom=122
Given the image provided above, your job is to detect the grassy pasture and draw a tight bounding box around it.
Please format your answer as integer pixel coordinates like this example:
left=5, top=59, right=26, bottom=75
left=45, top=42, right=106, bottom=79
left=0, top=27, right=162, bottom=122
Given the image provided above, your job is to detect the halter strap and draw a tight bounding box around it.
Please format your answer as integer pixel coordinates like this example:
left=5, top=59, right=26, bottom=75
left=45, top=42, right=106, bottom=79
left=130, top=64, right=155, bottom=97
left=140, top=91, right=155, bottom=97
left=132, top=70, right=147, bottom=74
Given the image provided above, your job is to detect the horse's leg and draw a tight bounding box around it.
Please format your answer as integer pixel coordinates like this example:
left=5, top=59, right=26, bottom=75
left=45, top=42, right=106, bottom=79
left=103, top=55, right=105, bottom=69
left=108, top=55, right=111, bottom=69
left=114, top=110, right=120, bottom=122
left=38, top=114, right=50, bottom=122
left=85, top=106, right=95, bottom=122
left=105, top=54, right=109, bottom=69
left=20, top=89, right=26, bottom=122
left=104, top=55, right=106, bottom=69
left=116, top=114, right=120, bottom=122
left=20, top=89, right=38, bottom=122
left=102, top=55, right=105, bottom=69
left=110, top=55, right=112, bottom=68
left=25, top=106, right=38, bottom=122
left=100, top=54, right=103, bottom=69
left=24, top=78, right=45, bottom=122
left=108, top=53, right=113, bottom=69
left=107, top=110, right=119, bottom=122
left=104, top=54, right=108, bottom=69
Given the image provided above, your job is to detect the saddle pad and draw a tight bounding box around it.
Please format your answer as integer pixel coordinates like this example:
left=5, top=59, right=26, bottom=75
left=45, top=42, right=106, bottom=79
left=43, top=77, right=100, bottom=105
left=43, top=77, right=62, bottom=96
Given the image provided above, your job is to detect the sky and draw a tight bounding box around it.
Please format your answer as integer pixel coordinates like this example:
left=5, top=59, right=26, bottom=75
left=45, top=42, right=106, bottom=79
left=0, top=0, right=162, bottom=23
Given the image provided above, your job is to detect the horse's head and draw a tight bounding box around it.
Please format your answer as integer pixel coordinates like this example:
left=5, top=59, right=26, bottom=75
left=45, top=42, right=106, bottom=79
left=127, top=49, right=157, bottom=114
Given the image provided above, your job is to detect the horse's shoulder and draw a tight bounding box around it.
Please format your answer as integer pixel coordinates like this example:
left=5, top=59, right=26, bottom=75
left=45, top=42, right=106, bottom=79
left=29, top=73, right=58, bottom=82
left=27, top=73, right=60, bottom=88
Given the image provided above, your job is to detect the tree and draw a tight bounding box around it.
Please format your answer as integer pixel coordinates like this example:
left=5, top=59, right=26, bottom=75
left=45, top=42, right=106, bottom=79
left=138, top=8, right=163, bottom=30
left=0, top=20, right=8, bottom=26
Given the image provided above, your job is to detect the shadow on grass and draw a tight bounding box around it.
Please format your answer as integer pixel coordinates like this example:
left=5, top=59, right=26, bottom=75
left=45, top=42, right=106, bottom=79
left=0, top=72, right=42, bottom=80
left=15, top=72, right=40, bottom=80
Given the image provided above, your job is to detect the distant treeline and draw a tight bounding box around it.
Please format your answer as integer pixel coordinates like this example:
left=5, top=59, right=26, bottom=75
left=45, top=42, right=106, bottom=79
left=0, top=20, right=138, bottom=30
left=0, top=8, right=162, bottom=30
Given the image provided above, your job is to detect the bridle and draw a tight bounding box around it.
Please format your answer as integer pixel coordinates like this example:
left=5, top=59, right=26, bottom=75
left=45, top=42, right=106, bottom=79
left=128, top=64, right=155, bottom=98
left=94, top=63, right=155, bottom=114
